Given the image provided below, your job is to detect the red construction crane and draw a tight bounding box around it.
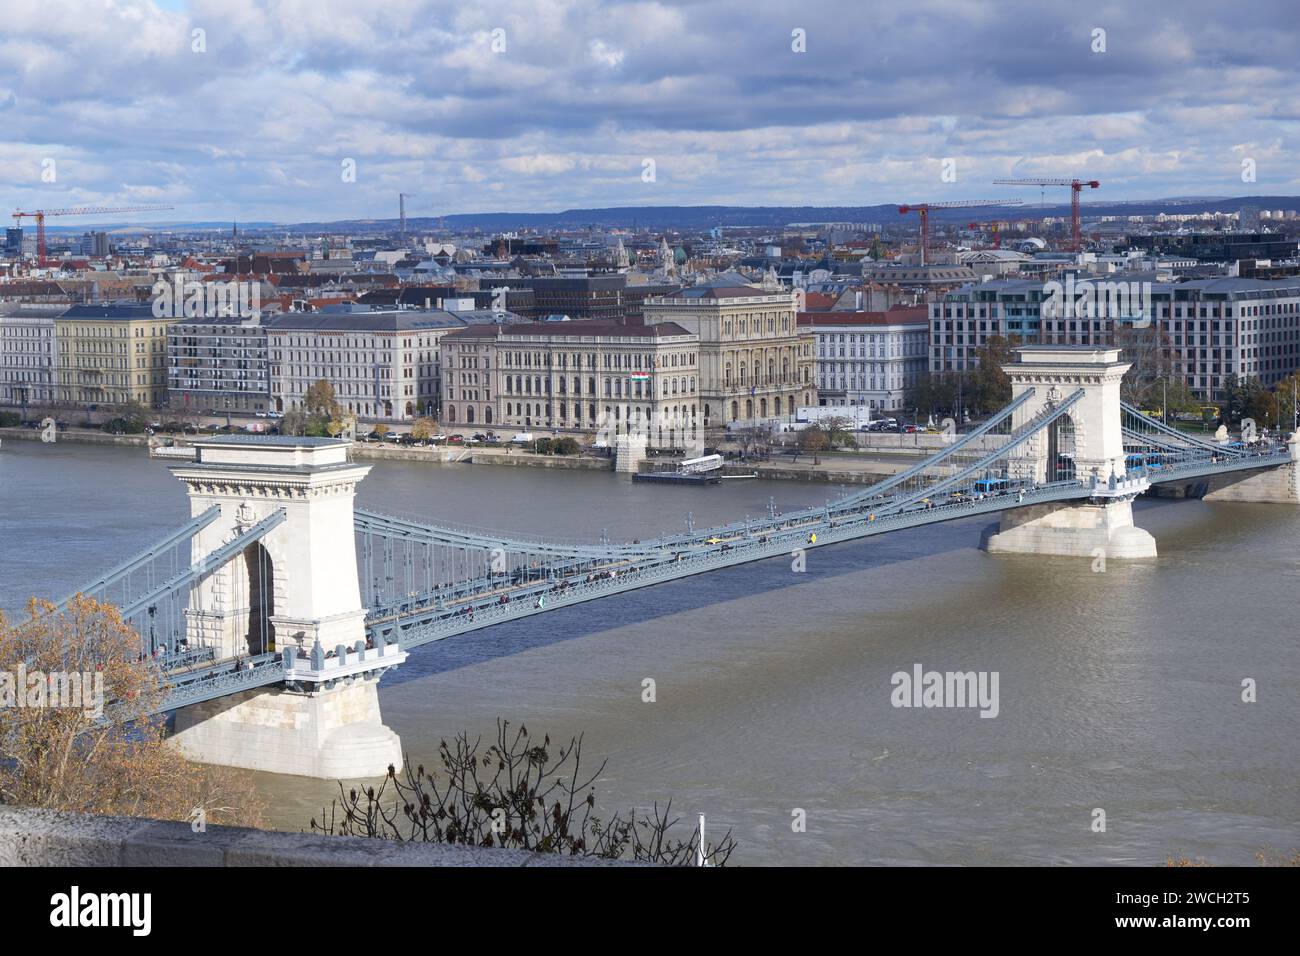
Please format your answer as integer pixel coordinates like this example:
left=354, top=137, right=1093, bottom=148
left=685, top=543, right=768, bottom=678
left=11, top=204, right=174, bottom=266
left=897, top=199, right=1022, bottom=265
left=991, top=178, right=1099, bottom=252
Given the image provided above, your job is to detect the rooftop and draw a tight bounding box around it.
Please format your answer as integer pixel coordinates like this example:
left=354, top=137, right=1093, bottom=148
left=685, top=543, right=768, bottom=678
left=446, top=319, right=694, bottom=340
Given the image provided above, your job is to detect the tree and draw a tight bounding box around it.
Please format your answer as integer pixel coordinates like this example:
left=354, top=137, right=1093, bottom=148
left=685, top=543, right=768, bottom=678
left=374, top=423, right=390, bottom=439
left=1116, top=325, right=1184, bottom=408
left=310, top=720, right=735, bottom=866
left=303, top=380, right=341, bottom=422
left=119, top=400, right=151, bottom=430
left=1271, top=372, right=1300, bottom=434
left=818, top=415, right=856, bottom=449
left=409, top=417, right=437, bottom=441
left=798, top=426, right=828, bottom=464
left=907, top=371, right=960, bottom=418
left=1220, top=376, right=1263, bottom=426
left=280, top=408, right=309, bottom=436
left=287, top=380, right=342, bottom=437
left=0, top=597, right=263, bottom=826
left=969, top=335, right=1018, bottom=413
left=326, top=408, right=357, bottom=438
left=732, top=424, right=773, bottom=460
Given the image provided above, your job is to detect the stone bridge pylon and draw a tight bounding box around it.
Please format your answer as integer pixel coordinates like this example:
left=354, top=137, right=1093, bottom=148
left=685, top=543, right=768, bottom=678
left=168, top=436, right=404, bottom=779
left=985, top=346, right=1158, bottom=559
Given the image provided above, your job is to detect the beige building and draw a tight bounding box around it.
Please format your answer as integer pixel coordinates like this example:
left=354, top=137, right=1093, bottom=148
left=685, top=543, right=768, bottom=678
left=54, top=304, right=174, bottom=407
left=642, top=274, right=816, bottom=427
left=441, top=320, right=701, bottom=448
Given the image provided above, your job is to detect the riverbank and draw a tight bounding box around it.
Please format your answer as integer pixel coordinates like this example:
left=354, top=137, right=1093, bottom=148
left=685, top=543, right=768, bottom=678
left=0, top=426, right=148, bottom=447
left=0, top=427, right=918, bottom=484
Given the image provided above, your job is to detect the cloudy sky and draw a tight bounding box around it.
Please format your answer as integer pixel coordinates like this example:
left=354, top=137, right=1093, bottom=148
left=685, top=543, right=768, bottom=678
left=1, top=0, right=1297, bottom=225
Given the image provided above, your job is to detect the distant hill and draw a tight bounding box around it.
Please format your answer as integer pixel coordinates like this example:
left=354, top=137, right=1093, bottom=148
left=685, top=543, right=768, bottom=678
left=31, top=198, right=1300, bottom=236
left=285, top=197, right=1300, bottom=234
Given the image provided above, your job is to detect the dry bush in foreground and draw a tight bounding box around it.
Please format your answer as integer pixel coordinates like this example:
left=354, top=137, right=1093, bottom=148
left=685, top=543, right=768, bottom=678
left=312, top=719, right=736, bottom=866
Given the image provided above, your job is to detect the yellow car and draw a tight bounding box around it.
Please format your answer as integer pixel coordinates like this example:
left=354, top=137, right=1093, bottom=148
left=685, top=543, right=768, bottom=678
left=705, top=536, right=723, bottom=545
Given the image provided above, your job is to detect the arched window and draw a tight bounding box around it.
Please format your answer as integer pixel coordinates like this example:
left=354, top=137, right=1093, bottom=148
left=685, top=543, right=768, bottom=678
left=447, top=404, right=457, bottom=422
left=485, top=407, right=493, bottom=425
left=466, top=406, right=475, bottom=424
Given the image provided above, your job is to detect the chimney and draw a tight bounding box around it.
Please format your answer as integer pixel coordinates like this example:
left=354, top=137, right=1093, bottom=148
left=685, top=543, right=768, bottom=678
left=855, top=290, right=863, bottom=310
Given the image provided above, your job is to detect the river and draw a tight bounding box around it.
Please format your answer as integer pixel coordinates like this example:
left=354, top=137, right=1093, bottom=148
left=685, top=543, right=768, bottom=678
left=1, top=439, right=1296, bottom=865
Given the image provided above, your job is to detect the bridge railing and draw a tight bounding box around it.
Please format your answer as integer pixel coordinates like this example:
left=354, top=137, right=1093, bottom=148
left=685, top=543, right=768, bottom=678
left=282, top=639, right=407, bottom=683
left=368, top=478, right=1095, bottom=650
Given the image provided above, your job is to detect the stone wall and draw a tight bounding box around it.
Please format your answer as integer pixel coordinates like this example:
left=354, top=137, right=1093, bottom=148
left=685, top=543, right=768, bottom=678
left=0, top=806, right=637, bottom=866
left=1201, top=461, right=1299, bottom=504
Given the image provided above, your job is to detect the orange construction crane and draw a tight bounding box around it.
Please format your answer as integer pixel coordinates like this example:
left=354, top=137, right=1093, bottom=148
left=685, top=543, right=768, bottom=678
left=897, top=199, right=1022, bottom=265
left=991, top=178, right=1099, bottom=252
left=11, top=204, right=174, bottom=266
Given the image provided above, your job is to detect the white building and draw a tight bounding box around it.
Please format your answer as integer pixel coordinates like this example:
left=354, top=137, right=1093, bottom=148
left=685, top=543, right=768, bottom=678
left=798, top=306, right=929, bottom=412
left=267, top=307, right=468, bottom=421
left=0, top=304, right=61, bottom=408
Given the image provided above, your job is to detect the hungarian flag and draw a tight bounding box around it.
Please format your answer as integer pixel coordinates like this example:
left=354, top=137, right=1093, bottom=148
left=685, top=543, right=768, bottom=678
left=630, top=373, right=651, bottom=383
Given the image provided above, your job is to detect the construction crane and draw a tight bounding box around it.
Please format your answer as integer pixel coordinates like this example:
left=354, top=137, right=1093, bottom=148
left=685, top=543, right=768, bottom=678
left=992, top=178, right=1099, bottom=252
left=897, top=199, right=1023, bottom=265
left=11, top=204, right=174, bottom=267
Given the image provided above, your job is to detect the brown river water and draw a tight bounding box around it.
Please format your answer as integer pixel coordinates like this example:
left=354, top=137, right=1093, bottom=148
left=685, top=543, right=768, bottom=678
left=1, top=440, right=1296, bottom=865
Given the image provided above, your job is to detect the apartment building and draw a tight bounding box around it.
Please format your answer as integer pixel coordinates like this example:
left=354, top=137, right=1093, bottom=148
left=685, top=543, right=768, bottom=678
left=798, top=306, right=929, bottom=412
left=167, top=314, right=271, bottom=415
left=440, top=319, right=700, bottom=446
left=642, top=274, right=816, bottom=426
left=931, top=277, right=1300, bottom=400
left=267, top=307, right=466, bottom=421
left=54, top=304, right=174, bottom=407
left=0, top=304, right=61, bottom=408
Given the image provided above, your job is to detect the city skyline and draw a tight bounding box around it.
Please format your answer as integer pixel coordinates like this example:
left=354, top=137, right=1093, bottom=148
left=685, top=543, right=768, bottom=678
left=2, top=0, right=1298, bottom=225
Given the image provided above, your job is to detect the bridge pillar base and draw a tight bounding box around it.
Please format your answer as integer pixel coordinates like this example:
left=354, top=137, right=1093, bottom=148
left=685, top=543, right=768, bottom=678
left=1201, top=461, right=1299, bottom=505
left=614, top=434, right=648, bottom=473
left=170, top=677, right=402, bottom=780
left=984, top=497, right=1156, bottom=559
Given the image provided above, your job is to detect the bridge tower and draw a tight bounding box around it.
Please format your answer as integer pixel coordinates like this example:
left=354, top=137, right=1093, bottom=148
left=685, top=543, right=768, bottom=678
left=168, top=436, right=404, bottom=779
left=985, top=346, right=1158, bottom=559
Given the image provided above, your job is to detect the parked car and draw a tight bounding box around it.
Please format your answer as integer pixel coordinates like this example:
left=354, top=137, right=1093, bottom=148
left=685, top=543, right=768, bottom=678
left=447, top=435, right=464, bottom=444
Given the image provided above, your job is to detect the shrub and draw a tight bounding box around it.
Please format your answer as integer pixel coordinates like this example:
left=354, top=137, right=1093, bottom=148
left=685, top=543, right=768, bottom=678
left=532, top=437, right=554, bottom=455
left=553, top=437, right=580, bottom=455
left=311, top=720, right=735, bottom=865
left=0, top=411, right=20, bottom=428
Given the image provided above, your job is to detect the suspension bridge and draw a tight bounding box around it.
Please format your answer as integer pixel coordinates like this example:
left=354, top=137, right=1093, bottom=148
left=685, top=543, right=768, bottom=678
left=46, top=346, right=1299, bottom=778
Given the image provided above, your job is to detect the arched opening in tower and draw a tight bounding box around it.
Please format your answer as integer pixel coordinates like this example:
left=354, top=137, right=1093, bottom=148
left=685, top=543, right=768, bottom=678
left=244, top=541, right=276, bottom=655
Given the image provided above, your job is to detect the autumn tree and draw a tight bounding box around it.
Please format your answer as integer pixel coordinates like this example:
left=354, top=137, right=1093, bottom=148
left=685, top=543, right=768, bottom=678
left=283, top=379, right=342, bottom=437
left=798, top=426, right=828, bottom=464
left=1271, top=371, right=1300, bottom=433
left=409, top=417, right=437, bottom=441
left=0, top=597, right=263, bottom=826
